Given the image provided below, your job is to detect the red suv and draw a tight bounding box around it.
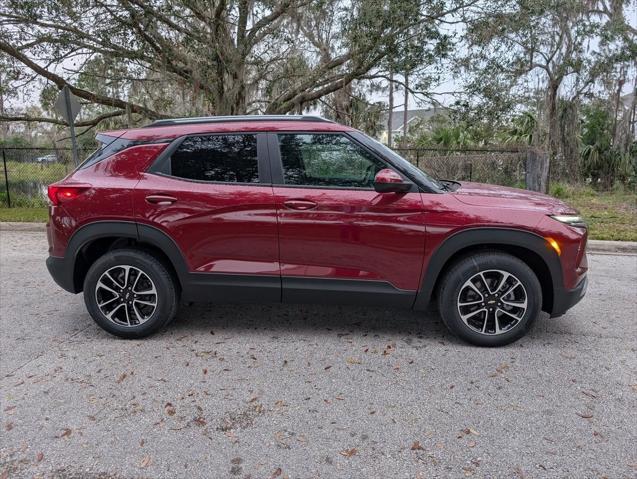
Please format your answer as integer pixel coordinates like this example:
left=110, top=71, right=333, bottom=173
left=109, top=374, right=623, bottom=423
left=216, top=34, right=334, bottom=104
left=46, top=116, right=588, bottom=346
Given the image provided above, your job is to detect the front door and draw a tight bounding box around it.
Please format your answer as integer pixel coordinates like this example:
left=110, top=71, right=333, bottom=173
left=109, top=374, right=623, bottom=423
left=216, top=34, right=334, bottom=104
left=268, top=132, right=427, bottom=307
left=134, top=132, right=280, bottom=302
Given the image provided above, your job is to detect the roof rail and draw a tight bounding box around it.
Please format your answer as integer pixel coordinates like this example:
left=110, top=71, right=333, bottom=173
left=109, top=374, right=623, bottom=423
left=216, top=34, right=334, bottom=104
left=145, top=115, right=333, bottom=128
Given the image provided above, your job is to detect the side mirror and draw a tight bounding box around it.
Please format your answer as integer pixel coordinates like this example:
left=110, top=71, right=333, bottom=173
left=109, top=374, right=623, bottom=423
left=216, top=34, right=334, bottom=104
left=373, top=168, right=412, bottom=193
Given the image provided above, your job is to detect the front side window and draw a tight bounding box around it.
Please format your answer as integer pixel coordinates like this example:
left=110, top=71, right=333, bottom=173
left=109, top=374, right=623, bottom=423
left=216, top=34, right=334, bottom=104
left=170, top=134, right=259, bottom=183
left=277, top=134, right=386, bottom=188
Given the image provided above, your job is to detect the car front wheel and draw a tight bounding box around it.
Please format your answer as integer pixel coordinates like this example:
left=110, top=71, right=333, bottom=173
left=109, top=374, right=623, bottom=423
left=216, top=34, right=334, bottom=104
left=83, top=249, right=178, bottom=338
left=438, top=252, right=542, bottom=347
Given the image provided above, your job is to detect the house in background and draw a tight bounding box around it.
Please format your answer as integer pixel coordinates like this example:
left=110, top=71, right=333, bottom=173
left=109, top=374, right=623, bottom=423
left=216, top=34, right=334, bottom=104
left=620, top=92, right=636, bottom=140
left=378, top=107, right=447, bottom=143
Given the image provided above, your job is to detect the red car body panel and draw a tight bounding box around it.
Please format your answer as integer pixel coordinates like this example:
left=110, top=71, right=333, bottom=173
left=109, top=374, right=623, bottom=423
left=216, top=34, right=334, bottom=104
left=274, top=187, right=427, bottom=291
left=133, top=173, right=280, bottom=276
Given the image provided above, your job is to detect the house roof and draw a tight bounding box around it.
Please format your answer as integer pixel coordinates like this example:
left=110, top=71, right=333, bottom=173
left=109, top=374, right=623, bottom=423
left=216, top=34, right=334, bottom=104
left=620, top=92, right=635, bottom=110
left=383, top=107, right=446, bottom=132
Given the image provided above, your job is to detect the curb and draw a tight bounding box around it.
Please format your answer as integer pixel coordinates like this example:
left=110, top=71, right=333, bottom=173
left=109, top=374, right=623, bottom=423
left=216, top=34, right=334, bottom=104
left=0, top=222, right=46, bottom=232
left=587, top=240, right=637, bottom=255
left=1, top=222, right=636, bottom=255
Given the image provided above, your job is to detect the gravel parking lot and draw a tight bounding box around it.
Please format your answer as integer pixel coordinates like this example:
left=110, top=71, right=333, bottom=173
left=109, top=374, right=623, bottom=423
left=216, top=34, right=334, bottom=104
left=1, top=230, right=636, bottom=479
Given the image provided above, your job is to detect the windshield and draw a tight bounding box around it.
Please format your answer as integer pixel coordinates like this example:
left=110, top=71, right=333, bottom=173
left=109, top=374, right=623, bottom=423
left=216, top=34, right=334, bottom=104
left=352, top=133, right=444, bottom=192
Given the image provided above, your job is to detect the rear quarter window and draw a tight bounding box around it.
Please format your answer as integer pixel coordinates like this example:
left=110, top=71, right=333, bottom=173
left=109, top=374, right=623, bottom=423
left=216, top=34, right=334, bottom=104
left=78, top=134, right=134, bottom=169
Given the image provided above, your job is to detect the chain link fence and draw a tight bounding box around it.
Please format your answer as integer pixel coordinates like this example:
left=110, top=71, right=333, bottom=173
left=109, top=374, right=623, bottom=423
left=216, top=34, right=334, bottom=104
left=0, top=145, right=530, bottom=208
left=0, top=148, right=92, bottom=207
left=393, top=147, right=528, bottom=188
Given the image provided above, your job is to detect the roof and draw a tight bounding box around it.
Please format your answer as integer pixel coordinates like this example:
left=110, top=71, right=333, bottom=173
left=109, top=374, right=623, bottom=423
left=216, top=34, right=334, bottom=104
left=146, top=115, right=331, bottom=127
left=620, top=92, right=635, bottom=109
left=383, top=108, right=446, bottom=132
left=103, top=115, right=351, bottom=142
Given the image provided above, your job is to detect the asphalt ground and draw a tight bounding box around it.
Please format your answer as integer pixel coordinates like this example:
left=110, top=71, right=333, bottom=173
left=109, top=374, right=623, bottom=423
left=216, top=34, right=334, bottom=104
left=1, top=230, right=636, bottom=479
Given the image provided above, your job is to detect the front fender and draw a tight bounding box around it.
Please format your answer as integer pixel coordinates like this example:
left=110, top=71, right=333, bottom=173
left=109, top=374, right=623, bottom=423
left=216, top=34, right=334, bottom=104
left=413, top=228, right=563, bottom=314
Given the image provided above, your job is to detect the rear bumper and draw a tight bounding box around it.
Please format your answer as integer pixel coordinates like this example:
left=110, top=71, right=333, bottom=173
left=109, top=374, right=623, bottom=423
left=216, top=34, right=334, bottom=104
left=550, top=275, right=587, bottom=318
left=46, top=256, right=78, bottom=294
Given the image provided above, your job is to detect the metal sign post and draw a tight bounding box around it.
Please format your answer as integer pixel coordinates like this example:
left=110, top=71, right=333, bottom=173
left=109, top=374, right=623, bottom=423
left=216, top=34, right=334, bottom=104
left=54, top=86, right=82, bottom=166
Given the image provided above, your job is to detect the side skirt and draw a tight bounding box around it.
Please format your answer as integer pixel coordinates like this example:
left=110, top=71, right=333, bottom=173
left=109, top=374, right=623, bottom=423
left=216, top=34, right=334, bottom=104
left=180, top=274, right=416, bottom=308
left=282, top=277, right=416, bottom=308
left=181, top=273, right=281, bottom=303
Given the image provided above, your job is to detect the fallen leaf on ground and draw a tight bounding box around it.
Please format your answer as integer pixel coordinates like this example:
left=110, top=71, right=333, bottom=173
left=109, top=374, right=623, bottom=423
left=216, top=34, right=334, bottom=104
left=274, top=431, right=290, bottom=449
left=346, top=357, right=361, bottom=365
left=4, top=422, right=13, bottom=431
left=411, top=441, right=424, bottom=451
left=164, top=403, right=176, bottom=416
left=59, top=428, right=72, bottom=439
left=36, top=452, right=44, bottom=462
left=225, top=430, right=238, bottom=443
left=270, top=467, right=282, bottom=478
left=576, top=411, right=593, bottom=419
left=340, top=448, right=358, bottom=457
left=116, top=372, right=127, bottom=383
left=193, top=416, right=207, bottom=426
left=140, top=455, right=151, bottom=468
left=458, top=428, right=479, bottom=438
left=495, top=363, right=509, bottom=374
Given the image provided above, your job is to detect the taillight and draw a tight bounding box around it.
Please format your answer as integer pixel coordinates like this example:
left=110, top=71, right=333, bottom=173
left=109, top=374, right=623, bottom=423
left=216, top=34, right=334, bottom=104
left=47, top=184, right=91, bottom=206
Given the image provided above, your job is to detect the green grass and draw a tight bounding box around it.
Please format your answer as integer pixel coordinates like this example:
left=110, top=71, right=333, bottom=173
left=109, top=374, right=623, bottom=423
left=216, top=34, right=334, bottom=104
left=550, top=183, right=637, bottom=241
left=0, top=207, right=48, bottom=222
left=1, top=184, right=635, bottom=241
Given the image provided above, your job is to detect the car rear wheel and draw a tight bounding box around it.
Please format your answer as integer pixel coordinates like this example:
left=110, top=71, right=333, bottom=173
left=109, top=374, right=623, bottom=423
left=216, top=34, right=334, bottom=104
left=83, top=249, right=178, bottom=338
left=437, top=252, right=542, bottom=347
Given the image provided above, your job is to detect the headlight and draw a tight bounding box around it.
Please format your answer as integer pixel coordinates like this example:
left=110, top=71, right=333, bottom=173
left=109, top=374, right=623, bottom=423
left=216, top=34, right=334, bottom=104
left=550, top=215, right=587, bottom=228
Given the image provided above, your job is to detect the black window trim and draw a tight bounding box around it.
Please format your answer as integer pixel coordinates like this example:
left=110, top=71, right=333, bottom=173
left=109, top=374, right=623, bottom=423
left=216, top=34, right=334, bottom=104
left=147, top=131, right=271, bottom=185
left=267, top=131, right=423, bottom=193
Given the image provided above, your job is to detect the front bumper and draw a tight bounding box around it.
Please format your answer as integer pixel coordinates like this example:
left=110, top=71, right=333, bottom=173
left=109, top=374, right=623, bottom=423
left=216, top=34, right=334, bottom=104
left=550, top=275, right=588, bottom=318
left=46, top=255, right=78, bottom=293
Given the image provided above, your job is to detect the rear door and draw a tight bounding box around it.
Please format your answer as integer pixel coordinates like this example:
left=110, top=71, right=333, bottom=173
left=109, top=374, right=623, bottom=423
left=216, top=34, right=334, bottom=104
left=268, top=132, right=427, bottom=306
left=134, top=132, right=280, bottom=302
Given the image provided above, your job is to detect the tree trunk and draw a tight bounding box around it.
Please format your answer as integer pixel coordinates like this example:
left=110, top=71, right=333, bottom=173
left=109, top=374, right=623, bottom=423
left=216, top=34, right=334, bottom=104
left=0, top=73, right=6, bottom=141
left=402, top=72, right=409, bottom=144
left=526, top=147, right=549, bottom=193
left=611, top=65, right=626, bottom=143
left=387, top=71, right=394, bottom=147
left=545, top=81, right=560, bottom=191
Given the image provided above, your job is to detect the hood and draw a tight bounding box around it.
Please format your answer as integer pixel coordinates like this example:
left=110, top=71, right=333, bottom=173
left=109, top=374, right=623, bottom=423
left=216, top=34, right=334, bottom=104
left=452, top=181, right=577, bottom=214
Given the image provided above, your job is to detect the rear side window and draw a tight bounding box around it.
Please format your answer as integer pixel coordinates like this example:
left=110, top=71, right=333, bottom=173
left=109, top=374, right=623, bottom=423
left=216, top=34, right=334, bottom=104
left=170, top=134, right=259, bottom=183
left=79, top=134, right=133, bottom=169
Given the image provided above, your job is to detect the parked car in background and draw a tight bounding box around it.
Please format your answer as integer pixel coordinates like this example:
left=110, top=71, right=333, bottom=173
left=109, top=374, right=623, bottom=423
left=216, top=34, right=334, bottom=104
left=34, top=154, right=58, bottom=164
left=45, top=115, right=588, bottom=346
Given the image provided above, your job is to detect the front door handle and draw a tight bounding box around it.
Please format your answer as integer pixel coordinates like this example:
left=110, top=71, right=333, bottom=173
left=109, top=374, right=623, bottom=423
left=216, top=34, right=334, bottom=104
left=283, top=199, right=317, bottom=210
left=145, top=194, right=177, bottom=206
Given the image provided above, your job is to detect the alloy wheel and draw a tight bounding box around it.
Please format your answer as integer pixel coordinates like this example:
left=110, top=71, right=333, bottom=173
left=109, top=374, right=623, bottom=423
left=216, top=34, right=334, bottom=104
left=457, top=269, right=528, bottom=335
left=95, top=265, right=158, bottom=327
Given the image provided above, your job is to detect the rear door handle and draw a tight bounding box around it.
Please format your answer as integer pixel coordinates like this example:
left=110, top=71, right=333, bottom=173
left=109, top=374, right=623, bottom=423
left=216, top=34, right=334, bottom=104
left=145, top=194, right=177, bottom=205
left=283, top=199, right=317, bottom=210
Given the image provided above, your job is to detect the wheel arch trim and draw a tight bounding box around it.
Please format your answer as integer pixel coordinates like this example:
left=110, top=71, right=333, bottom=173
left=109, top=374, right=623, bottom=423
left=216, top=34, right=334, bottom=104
left=414, top=227, right=563, bottom=313
left=59, top=221, right=190, bottom=293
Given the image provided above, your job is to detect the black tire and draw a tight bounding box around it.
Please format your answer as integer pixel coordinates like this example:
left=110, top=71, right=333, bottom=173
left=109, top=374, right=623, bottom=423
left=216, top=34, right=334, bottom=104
left=83, top=248, right=178, bottom=339
left=437, top=251, right=542, bottom=347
